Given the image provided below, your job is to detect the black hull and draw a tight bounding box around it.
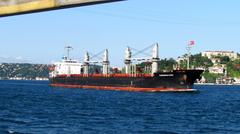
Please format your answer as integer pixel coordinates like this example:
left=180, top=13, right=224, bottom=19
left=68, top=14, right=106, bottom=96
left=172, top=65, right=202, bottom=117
left=50, top=70, right=203, bottom=92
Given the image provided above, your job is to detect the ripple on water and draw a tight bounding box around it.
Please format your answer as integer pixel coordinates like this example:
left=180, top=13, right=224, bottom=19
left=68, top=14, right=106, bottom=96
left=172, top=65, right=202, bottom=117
left=0, top=81, right=240, bottom=133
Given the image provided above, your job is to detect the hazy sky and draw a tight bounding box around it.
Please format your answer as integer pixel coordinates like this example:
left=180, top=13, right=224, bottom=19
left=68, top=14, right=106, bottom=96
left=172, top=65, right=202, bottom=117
left=0, top=0, right=240, bottom=66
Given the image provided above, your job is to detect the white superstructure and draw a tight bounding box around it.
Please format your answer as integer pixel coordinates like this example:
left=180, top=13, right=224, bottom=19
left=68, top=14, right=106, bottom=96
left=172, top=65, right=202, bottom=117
left=50, top=57, right=82, bottom=78
left=50, top=46, right=83, bottom=78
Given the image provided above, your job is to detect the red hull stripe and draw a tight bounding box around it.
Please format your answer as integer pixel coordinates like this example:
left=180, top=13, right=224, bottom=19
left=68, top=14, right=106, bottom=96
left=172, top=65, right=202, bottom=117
left=50, top=84, right=196, bottom=92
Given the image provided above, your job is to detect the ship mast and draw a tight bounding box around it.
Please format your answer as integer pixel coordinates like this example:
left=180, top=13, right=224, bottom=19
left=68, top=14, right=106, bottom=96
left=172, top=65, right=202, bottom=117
left=186, top=41, right=195, bottom=69
left=84, top=51, right=90, bottom=75
left=102, top=49, right=110, bottom=75
left=152, top=43, right=159, bottom=74
left=65, top=45, right=73, bottom=60
left=124, top=47, right=132, bottom=74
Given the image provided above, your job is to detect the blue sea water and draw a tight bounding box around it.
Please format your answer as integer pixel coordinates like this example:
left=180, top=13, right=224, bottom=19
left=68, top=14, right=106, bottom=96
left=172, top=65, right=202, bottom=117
left=0, top=80, right=240, bottom=134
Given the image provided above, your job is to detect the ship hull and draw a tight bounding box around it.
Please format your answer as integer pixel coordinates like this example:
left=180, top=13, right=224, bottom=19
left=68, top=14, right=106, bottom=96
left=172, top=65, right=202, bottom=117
left=49, top=70, right=203, bottom=92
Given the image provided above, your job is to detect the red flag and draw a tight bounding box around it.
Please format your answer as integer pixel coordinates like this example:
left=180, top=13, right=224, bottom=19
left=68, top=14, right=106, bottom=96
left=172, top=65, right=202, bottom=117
left=189, top=40, right=195, bottom=46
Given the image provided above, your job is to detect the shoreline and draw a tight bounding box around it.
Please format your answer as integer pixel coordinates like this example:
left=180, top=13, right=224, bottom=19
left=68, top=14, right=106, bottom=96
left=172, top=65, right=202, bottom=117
left=195, top=83, right=240, bottom=86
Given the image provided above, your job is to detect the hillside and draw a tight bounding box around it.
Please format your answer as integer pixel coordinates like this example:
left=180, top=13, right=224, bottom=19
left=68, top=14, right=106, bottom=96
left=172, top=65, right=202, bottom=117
left=178, top=53, right=240, bottom=83
left=0, top=63, right=49, bottom=80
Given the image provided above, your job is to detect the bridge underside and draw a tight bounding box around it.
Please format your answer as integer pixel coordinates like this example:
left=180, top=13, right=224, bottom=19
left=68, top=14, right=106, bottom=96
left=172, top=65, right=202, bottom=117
left=0, top=0, right=123, bottom=17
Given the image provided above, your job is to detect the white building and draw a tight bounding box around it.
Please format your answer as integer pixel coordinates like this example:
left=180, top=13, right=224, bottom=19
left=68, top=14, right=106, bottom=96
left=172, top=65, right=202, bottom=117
left=202, top=51, right=237, bottom=60
left=208, top=65, right=226, bottom=74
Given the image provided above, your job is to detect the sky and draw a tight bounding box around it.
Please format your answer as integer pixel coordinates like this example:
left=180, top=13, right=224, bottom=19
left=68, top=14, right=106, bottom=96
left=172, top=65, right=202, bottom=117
left=0, top=0, right=240, bottom=66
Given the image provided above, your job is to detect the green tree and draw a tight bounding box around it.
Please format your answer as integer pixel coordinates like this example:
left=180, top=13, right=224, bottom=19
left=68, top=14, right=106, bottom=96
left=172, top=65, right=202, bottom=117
left=158, top=58, right=177, bottom=71
left=202, top=70, right=223, bottom=83
left=220, top=56, right=230, bottom=64
left=227, top=59, right=240, bottom=78
left=138, top=58, right=177, bottom=73
left=190, top=53, right=213, bottom=68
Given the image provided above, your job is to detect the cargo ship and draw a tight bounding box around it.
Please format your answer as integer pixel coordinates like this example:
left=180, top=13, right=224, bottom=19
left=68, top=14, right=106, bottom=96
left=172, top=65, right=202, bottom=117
left=49, top=44, right=203, bottom=92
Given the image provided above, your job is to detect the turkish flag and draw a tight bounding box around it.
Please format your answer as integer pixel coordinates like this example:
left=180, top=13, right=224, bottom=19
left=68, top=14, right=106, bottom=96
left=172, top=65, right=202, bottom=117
left=189, top=40, right=195, bottom=46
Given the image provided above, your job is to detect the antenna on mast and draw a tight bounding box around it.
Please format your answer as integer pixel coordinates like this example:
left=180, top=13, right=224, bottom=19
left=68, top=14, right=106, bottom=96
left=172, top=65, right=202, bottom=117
left=65, top=45, right=73, bottom=60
